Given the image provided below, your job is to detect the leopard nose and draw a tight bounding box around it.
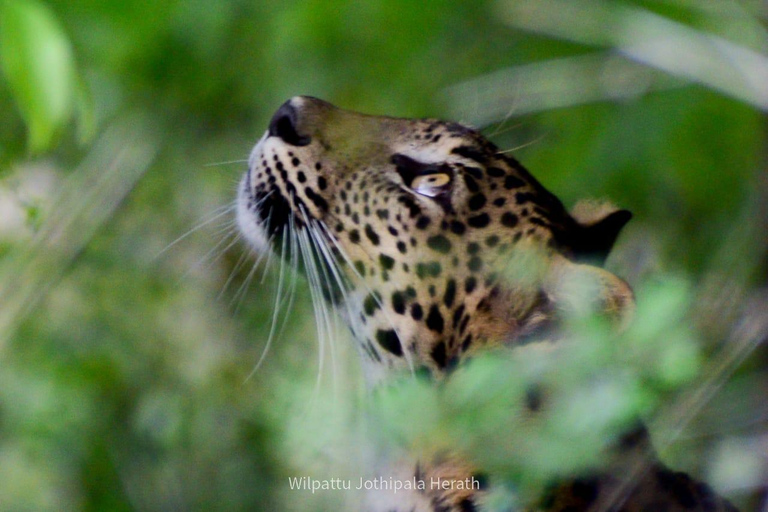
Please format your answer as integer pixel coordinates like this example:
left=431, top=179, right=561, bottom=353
left=268, top=100, right=312, bottom=146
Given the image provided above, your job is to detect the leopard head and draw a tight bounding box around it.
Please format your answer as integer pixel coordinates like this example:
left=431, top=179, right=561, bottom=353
left=237, top=96, right=633, bottom=381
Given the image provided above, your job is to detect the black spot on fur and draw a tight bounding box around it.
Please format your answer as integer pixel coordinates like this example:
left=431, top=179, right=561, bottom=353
left=459, top=315, right=470, bottom=333
left=426, top=305, right=444, bottom=333
left=468, top=194, right=487, bottom=211
left=365, top=224, right=380, bottom=245
left=363, top=293, right=381, bottom=316
left=349, top=230, right=360, bottom=243
left=431, top=342, right=447, bottom=368
left=464, top=276, right=477, bottom=294
left=397, top=194, right=422, bottom=217
left=452, top=145, right=487, bottom=164
left=464, top=166, right=483, bottom=180
left=375, top=329, right=403, bottom=356
left=416, top=262, right=442, bottom=279
left=467, top=213, right=490, bottom=228
left=411, top=303, right=424, bottom=320
left=416, top=216, right=431, bottom=229
left=304, top=187, right=328, bottom=212
left=504, top=175, right=525, bottom=189
left=450, top=221, right=466, bottom=234
left=427, top=235, right=452, bottom=254
left=463, top=174, right=479, bottom=193
left=501, top=211, right=519, bottom=228
left=515, top=191, right=535, bottom=204
left=452, top=305, right=465, bottom=328
left=486, top=167, right=505, bottom=177
left=379, top=254, right=395, bottom=270
left=443, top=279, right=457, bottom=308
left=392, top=291, right=406, bottom=314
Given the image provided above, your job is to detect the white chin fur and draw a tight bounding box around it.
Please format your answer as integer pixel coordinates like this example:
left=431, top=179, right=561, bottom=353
left=236, top=176, right=270, bottom=254
left=236, top=134, right=271, bottom=253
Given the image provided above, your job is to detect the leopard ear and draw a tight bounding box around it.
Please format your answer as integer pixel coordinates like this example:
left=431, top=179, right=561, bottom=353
left=567, top=201, right=632, bottom=266
left=546, top=256, right=635, bottom=329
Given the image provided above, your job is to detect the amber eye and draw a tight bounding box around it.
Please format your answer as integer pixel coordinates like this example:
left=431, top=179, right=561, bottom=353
left=411, top=174, right=451, bottom=197
left=391, top=153, right=454, bottom=199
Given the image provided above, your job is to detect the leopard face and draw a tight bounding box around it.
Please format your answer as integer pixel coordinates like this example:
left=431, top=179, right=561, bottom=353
left=237, top=96, right=633, bottom=381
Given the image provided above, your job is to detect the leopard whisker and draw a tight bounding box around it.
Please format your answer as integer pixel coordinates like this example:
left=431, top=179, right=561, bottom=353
left=486, top=87, right=522, bottom=138
left=195, top=226, right=241, bottom=269
left=170, top=225, right=241, bottom=292
left=298, top=204, right=341, bottom=395
left=230, top=230, right=273, bottom=313
left=203, top=158, right=249, bottom=167
left=157, top=202, right=237, bottom=258
left=217, top=247, right=250, bottom=300
left=296, top=226, right=331, bottom=401
left=272, top=214, right=301, bottom=342
left=305, top=224, right=341, bottom=395
left=316, top=219, right=416, bottom=375
left=245, top=224, right=290, bottom=381
left=308, top=217, right=362, bottom=396
left=497, top=133, right=547, bottom=154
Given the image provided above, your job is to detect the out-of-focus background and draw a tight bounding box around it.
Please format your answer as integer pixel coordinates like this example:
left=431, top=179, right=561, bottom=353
left=0, top=0, right=766, bottom=510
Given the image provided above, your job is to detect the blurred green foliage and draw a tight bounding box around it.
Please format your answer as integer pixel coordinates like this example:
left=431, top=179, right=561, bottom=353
left=0, top=0, right=766, bottom=511
left=1, top=0, right=83, bottom=152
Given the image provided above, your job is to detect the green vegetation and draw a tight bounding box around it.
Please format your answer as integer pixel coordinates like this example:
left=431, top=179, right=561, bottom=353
left=0, top=1, right=765, bottom=510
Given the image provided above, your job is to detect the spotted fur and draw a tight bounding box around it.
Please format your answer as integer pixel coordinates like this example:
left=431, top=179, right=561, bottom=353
left=236, top=97, right=737, bottom=512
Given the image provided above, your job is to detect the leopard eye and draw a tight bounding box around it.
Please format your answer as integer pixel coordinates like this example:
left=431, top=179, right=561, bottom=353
left=411, top=174, right=451, bottom=197
left=391, top=153, right=454, bottom=200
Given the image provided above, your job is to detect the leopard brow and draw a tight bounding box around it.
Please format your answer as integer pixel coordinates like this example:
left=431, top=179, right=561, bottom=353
left=451, top=145, right=488, bottom=165
left=390, top=153, right=452, bottom=187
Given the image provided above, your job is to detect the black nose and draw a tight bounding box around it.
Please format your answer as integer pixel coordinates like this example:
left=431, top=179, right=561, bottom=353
left=268, top=101, right=311, bottom=146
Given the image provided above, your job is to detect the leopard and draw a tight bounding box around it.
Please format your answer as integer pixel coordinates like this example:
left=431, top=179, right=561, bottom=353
left=236, top=96, right=738, bottom=512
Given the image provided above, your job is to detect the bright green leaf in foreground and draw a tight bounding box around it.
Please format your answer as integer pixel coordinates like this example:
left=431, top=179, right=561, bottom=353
left=0, top=0, right=77, bottom=152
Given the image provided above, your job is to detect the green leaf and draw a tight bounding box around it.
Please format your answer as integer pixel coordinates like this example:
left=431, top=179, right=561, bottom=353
left=0, top=0, right=77, bottom=152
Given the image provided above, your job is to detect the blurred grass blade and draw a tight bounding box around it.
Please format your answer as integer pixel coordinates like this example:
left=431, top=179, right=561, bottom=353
left=498, top=0, right=768, bottom=111
left=0, top=120, right=157, bottom=353
left=74, top=74, right=96, bottom=145
left=652, top=298, right=768, bottom=446
left=443, top=52, right=683, bottom=127
left=0, top=0, right=77, bottom=152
